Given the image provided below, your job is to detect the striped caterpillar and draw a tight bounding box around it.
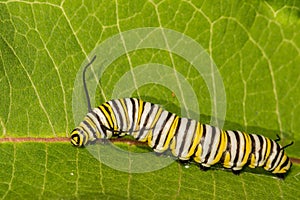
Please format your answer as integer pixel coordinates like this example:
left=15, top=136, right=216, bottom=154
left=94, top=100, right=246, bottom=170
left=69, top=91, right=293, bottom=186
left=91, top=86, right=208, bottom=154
left=71, top=56, right=293, bottom=178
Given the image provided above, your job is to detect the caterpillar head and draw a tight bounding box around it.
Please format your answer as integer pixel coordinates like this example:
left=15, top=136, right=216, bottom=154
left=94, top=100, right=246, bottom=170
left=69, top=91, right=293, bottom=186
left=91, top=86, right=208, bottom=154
left=70, top=128, right=87, bottom=147
left=70, top=110, right=114, bottom=147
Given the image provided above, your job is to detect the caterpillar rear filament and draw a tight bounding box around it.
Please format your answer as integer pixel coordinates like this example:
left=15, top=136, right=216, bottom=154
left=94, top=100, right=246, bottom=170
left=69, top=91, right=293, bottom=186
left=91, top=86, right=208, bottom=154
left=71, top=55, right=293, bottom=178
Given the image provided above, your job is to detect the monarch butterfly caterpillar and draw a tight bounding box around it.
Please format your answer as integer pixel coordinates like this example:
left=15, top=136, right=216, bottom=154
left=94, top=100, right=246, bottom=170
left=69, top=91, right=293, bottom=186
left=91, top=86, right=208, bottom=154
left=71, top=55, right=293, bottom=178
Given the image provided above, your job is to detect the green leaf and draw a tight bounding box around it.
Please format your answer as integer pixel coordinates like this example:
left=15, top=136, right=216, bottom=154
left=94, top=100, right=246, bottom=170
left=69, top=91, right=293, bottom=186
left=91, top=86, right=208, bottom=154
left=0, top=142, right=299, bottom=199
left=1, top=0, right=300, bottom=199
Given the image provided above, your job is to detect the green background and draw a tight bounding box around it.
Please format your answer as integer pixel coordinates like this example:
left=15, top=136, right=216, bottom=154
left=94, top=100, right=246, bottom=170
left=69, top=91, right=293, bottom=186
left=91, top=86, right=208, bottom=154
left=1, top=0, right=299, bottom=199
